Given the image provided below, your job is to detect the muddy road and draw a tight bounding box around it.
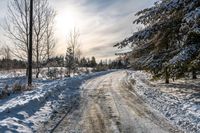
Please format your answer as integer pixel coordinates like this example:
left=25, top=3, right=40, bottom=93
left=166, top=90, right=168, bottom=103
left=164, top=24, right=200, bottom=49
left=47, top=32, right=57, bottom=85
left=40, top=71, right=182, bottom=133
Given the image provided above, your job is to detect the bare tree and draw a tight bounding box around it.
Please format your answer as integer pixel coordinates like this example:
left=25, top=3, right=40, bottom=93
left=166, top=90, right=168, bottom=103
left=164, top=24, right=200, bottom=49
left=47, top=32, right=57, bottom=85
left=34, top=0, right=56, bottom=78
left=45, top=7, right=56, bottom=73
left=66, top=28, right=81, bottom=74
left=4, top=0, right=56, bottom=78
left=4, top=0, right=30, bottom=61
left=33, top=0, right=48, bottom=78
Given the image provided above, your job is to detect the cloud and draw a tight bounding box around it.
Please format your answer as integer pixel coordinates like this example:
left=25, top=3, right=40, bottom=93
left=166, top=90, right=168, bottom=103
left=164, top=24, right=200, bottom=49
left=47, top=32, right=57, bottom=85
left=0, top=0, right=157, bottom=60
left=68, top=0, right=157, bottom=60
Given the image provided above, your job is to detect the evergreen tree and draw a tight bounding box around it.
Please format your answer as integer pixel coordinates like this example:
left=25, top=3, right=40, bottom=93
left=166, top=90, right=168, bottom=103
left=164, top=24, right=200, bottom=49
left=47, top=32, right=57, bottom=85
left=115, top=0, right=200, bottom=83
left=86, top=58, right=91, bottom=67
left=80, top=57, right=87, bottom=67
left=65, top=47, right=74, bottom=76
left=90, top=56, right=97, bottom=67
left=99, top=60, right=103, bottom=67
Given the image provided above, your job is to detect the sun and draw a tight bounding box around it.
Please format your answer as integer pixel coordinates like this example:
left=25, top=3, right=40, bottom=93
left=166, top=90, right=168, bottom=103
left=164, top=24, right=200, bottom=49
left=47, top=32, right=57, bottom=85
left=55, top=8, right=79, bottom=37
left=54, top=6, right=83, bottom=55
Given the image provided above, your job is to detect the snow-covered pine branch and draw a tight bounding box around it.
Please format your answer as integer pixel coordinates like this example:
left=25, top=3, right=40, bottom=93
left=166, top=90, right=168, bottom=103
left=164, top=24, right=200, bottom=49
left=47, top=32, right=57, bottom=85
left=116, top=0, right=200, bottom=82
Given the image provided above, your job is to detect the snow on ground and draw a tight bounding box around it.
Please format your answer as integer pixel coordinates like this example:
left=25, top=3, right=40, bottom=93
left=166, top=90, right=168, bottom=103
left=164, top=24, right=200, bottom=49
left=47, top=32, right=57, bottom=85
left=0, top=67, right=94, bottom=97
left=0, top=70, right=113, bottom=133
left=127, top=71, right=200, bottom=133
left=0, top=70, right=26, bottom=79
left=44, top=70, right=180, bottom=133
left=0, top=69, right=199, bottom=133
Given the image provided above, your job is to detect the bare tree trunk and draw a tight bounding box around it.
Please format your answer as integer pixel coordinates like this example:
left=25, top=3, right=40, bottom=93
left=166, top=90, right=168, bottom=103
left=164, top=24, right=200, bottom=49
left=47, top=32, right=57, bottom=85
left=36, top=68, right=40, bottom=78
left=165, top=67, right=169, bottom=84
left=26, top=66, right=28, bottom=76
left=47, top=44, right=50, bottom=74
left=36, top=39, right=40, bottom=78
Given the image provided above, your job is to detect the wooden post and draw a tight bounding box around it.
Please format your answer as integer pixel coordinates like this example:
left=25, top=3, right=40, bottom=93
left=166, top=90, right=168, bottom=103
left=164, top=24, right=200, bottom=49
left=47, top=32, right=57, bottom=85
left=28, top=0, right=33, bottom=86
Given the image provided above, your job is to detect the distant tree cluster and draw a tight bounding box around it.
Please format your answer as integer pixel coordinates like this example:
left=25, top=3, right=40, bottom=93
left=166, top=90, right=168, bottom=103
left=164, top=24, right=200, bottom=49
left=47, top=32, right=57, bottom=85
left=44, top=56, right=64, bottom=68
left=91, top=57, right=128, bottom=72
left=0, top=44, right=26, bottom=72
left=0, top=59, right=26, bottom=70
left=115, top=0, right=200, bottom=83
left=79, top=57, right=97, bottom=68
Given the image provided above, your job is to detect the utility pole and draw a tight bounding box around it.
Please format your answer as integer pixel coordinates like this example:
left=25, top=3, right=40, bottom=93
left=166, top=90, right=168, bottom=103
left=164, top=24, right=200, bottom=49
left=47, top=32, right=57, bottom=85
left=28, top=0, right=33, bottom=86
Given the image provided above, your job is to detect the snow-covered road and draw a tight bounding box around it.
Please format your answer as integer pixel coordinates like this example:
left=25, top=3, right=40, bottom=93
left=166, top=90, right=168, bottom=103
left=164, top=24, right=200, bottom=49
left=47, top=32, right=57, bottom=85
left=43, top=71, right=181, bottom=133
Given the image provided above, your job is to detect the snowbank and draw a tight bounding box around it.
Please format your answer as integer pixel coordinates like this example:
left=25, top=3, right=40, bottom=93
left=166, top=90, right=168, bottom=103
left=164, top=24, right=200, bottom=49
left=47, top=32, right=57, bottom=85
left=127, top=71, right=200, bottom=133
left=0, top=70, right=113, bottom=132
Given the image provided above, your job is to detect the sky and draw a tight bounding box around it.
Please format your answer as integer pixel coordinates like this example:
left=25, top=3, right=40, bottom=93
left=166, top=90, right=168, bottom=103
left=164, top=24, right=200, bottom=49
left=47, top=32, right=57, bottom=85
left=0, top=0, right=157, bottom=61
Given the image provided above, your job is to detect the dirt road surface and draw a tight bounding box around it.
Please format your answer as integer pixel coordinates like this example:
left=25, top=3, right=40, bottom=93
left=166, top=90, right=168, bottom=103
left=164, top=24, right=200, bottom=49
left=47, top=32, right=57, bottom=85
left=40, top=71, right=182, bottom=133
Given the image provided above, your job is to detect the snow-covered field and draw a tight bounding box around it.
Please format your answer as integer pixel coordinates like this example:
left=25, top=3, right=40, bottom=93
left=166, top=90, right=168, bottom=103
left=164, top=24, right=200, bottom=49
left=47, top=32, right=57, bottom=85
left=0, top=67, right=94, bottom=98
left=0, top=70, right=113, bottom=132
left=127, top=71, right=200, bottom=133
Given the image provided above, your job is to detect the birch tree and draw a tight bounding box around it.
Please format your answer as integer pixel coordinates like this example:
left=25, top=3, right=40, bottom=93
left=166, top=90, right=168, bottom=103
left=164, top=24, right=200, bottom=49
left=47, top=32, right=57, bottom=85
left=4, top=0, right=56, bottom=78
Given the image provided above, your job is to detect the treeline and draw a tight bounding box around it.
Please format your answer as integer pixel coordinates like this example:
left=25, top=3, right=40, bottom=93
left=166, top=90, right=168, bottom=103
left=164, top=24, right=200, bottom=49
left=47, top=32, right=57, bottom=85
left=115, top=0, right=200, bottom=83
left=0, top=55, right=127, bottom=71
left=0, top=59, right=26, bottom=70
left=79, top=57, right=128, bottom=69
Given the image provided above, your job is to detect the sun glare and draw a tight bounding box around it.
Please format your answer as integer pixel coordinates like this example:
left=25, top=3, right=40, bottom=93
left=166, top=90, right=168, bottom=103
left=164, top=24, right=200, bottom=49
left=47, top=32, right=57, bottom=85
left=55, top=8, right=79, bottom=36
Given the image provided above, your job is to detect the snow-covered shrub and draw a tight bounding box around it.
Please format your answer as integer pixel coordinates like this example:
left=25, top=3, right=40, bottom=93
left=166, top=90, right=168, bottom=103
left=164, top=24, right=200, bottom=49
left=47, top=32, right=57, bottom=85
left=0, top=85, right=9, bottom=99
left=46, top=68, right=59, bottom=79
left=12, top=83, right=26, bottom=92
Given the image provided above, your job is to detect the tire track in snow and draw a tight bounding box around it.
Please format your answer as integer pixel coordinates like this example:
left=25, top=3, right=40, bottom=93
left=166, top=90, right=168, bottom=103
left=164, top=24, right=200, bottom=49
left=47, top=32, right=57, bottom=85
left=41, top=70, right=182, bottom=133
